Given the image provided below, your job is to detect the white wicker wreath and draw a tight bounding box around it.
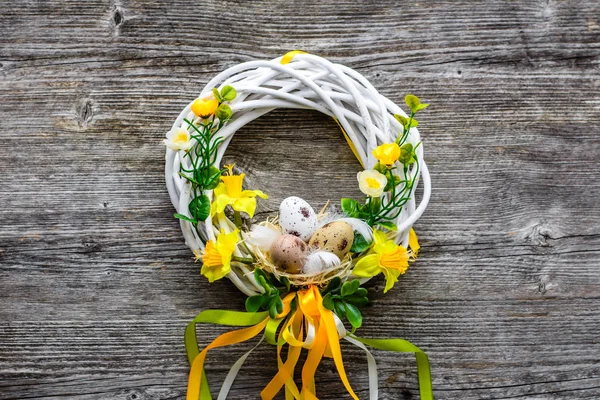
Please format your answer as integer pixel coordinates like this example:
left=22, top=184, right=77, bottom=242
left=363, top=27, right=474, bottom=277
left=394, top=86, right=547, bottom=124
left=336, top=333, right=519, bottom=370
left=165, top=52, right=431, bottom=297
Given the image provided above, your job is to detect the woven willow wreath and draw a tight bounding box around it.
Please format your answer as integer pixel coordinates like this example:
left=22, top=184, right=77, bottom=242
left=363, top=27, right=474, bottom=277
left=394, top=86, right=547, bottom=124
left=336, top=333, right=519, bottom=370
left=164, top=52, right=433, bottom=400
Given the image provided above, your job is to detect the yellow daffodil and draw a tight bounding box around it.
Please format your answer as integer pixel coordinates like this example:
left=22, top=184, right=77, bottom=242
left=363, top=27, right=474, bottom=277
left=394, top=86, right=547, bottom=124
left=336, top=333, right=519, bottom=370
left=357, top=170, right=387, bottom=197
left=191, top=97, right=219, bottom=118
left=200, top=229, right=239, bottom=282
left=193, top=249, right=202, bottom=262
left=373, top=143, right=401, bottom=166
left=163, top=127, right=193, bottom=151
left=409, top=228, right=420, bottom=257
left=212, top=164, right=268, bottom=217
left=352, top=229, right=410, bottom=293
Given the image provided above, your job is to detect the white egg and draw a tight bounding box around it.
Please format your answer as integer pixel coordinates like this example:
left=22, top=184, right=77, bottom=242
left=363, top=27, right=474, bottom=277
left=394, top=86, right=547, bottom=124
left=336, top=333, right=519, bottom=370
left=278, top=196, right=317, bottom=242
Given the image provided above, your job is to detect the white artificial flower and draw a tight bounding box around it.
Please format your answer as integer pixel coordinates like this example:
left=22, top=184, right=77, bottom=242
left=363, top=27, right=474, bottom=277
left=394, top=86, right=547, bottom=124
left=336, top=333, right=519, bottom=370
left=164, top=127, right=193, bottom=151
left=357, top=170, right=387, bottom=197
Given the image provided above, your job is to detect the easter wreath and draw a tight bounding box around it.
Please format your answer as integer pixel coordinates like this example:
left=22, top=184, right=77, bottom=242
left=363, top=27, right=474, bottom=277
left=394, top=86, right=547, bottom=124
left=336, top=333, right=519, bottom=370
left=164, top=52, right=433, bottom=400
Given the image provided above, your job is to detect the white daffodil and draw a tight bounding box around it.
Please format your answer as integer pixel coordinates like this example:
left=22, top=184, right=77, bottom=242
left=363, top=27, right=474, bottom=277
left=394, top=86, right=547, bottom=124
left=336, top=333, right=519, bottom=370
left=164, top=127, right=193, bottom=151
left=357, top=170, right=387, bottom=197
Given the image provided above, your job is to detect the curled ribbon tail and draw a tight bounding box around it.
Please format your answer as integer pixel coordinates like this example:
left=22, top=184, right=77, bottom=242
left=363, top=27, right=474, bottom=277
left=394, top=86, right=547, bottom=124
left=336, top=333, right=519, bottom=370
left=349, top=335, right=434, bottom=400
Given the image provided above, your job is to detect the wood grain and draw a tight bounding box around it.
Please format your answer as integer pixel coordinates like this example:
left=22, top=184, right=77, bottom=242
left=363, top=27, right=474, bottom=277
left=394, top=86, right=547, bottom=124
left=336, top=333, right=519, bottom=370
left=1, top=0, right=599, bottom=399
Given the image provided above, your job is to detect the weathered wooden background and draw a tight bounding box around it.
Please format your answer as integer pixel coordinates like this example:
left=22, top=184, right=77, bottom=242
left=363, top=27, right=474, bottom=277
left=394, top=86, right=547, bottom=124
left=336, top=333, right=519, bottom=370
left=1, top=1, right=599, bottom=399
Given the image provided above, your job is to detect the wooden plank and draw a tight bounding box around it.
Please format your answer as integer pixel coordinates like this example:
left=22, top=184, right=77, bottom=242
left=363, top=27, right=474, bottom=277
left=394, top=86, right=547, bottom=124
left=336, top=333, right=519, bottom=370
left=1, top=0, right=599, bottom=399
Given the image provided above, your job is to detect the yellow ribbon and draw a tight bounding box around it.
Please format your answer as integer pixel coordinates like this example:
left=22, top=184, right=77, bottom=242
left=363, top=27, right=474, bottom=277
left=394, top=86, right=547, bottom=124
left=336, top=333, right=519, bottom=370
left=281, top=50, right=308, bottom=64
left=334, top=118, right=365, bottom=168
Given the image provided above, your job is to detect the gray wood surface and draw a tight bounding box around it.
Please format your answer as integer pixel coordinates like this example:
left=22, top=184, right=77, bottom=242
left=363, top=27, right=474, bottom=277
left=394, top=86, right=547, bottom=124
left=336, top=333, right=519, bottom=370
left=1, top=1, right=599, bottom=399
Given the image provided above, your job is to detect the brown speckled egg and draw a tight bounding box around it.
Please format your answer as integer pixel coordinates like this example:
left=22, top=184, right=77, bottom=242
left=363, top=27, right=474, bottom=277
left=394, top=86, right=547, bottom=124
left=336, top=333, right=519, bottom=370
left=308, top=221, right=354, bottom=259
left=270, top=234, right=308, bottom=274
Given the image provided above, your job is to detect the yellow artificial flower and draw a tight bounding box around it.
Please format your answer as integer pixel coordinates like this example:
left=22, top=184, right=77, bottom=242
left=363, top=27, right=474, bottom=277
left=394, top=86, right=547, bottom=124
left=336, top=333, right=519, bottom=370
left=357, top=170, right=387, bottom=197
left=200, top=229, right=239, bottom=282
left=163, top=127, right=193, bottom=151
left=352, top=229, right=410, bottom=293
left=409, top=227, right=420, bottom=257
left=212, top=165, right=268, bottom=217
left=191, top=97, right=219, bottom=118
left=373, top=143, right=401, bottom=166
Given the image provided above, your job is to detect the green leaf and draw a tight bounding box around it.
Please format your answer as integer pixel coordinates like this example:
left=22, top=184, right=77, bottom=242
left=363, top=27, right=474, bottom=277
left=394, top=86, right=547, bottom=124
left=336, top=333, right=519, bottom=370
left=269, top=301, right=278, bottom=319
left=340, top=198, right=360, bottom=217
left=355, top=287, right=368, bottom=297
left=220, top=85, right=237, bottom=101
left=189, top=194, right=211, bottom=222
left=275, top=297, right=284, bottom=315
left=258, top=275, right=271, bottom=295
left=215, top=104, right=232, bottom=121
left=212, top=87, right=222, bottom=102
left=350, top=232, right=372, bottom=253
left=245, top=295, right=265, bottom=312
left=341, top=279, right=360, bottom=296
left=345, top=303, right=363, bottom=329
left=345, top=295, right=369, bottom=308
left=415, top=102, right=429, bottom=111
left=394, top=114, right=418, bottom=128
left=254, top=268, right=265, bottom=281
left=290, top=296, right=298, bottom=313
left=194, top=166, right=222, bottom=190
left=376, top=221, right=398, bottom=231
left=359, top=202, right=370, bottom=214
left=405, top=94, right=421, bottom=113
left=368, top=197, right=381, bottom=214
left=322, top=293, right=335, bottom=310
left=334, top=300, right=347, bottom=318
left=394, top=114, right=407, bottom=127
left=373, top=162, right=387, bottom=174
left=280, top=276, right=291, bottom=292
left=323, top=277, right=342, bottom=295
left=398, top=143, right=416, bottom=165
left=173, top=213, right=198, bottom=224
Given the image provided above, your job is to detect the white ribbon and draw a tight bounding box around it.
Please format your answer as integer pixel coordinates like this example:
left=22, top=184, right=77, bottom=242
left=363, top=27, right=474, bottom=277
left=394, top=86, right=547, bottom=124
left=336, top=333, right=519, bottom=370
left=344, top=336, right=379, bottom=400
left=217, top=335, right=265, bottom=400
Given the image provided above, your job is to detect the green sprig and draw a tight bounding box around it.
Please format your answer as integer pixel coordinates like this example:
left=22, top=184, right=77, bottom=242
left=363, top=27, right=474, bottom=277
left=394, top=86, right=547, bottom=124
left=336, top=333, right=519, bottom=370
left=174, top=86, right=238, bottom=240
left=340, top=94, right=429, bottom=230
left=245, top=269, right=291, bottom=319
left=322, top=278, right=369, bottom=330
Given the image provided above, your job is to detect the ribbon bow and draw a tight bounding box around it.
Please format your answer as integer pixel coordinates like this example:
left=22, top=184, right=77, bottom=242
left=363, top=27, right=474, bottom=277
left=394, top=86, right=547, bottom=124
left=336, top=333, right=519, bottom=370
left=185, top=285, right=433, bottom=399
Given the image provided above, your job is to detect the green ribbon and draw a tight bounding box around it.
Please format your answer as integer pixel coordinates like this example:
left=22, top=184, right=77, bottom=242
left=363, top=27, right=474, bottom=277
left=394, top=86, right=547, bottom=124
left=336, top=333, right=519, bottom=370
left=184, top=309, right=433, bottom=399
left=350, top=335, right=433, bottom=400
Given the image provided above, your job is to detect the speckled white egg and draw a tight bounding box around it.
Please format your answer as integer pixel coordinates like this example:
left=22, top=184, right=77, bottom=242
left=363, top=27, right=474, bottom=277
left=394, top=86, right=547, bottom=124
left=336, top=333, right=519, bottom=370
left=278, top=196, right=317, bottom=242
left=270, top=234, right=308, bottom=274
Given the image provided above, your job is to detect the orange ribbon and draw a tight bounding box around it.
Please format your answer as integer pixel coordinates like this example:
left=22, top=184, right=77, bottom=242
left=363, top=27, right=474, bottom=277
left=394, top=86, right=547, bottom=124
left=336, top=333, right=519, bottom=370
left=186, top=286, right=357, bottom=400
left=186, top=317, right=269, bottom=400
